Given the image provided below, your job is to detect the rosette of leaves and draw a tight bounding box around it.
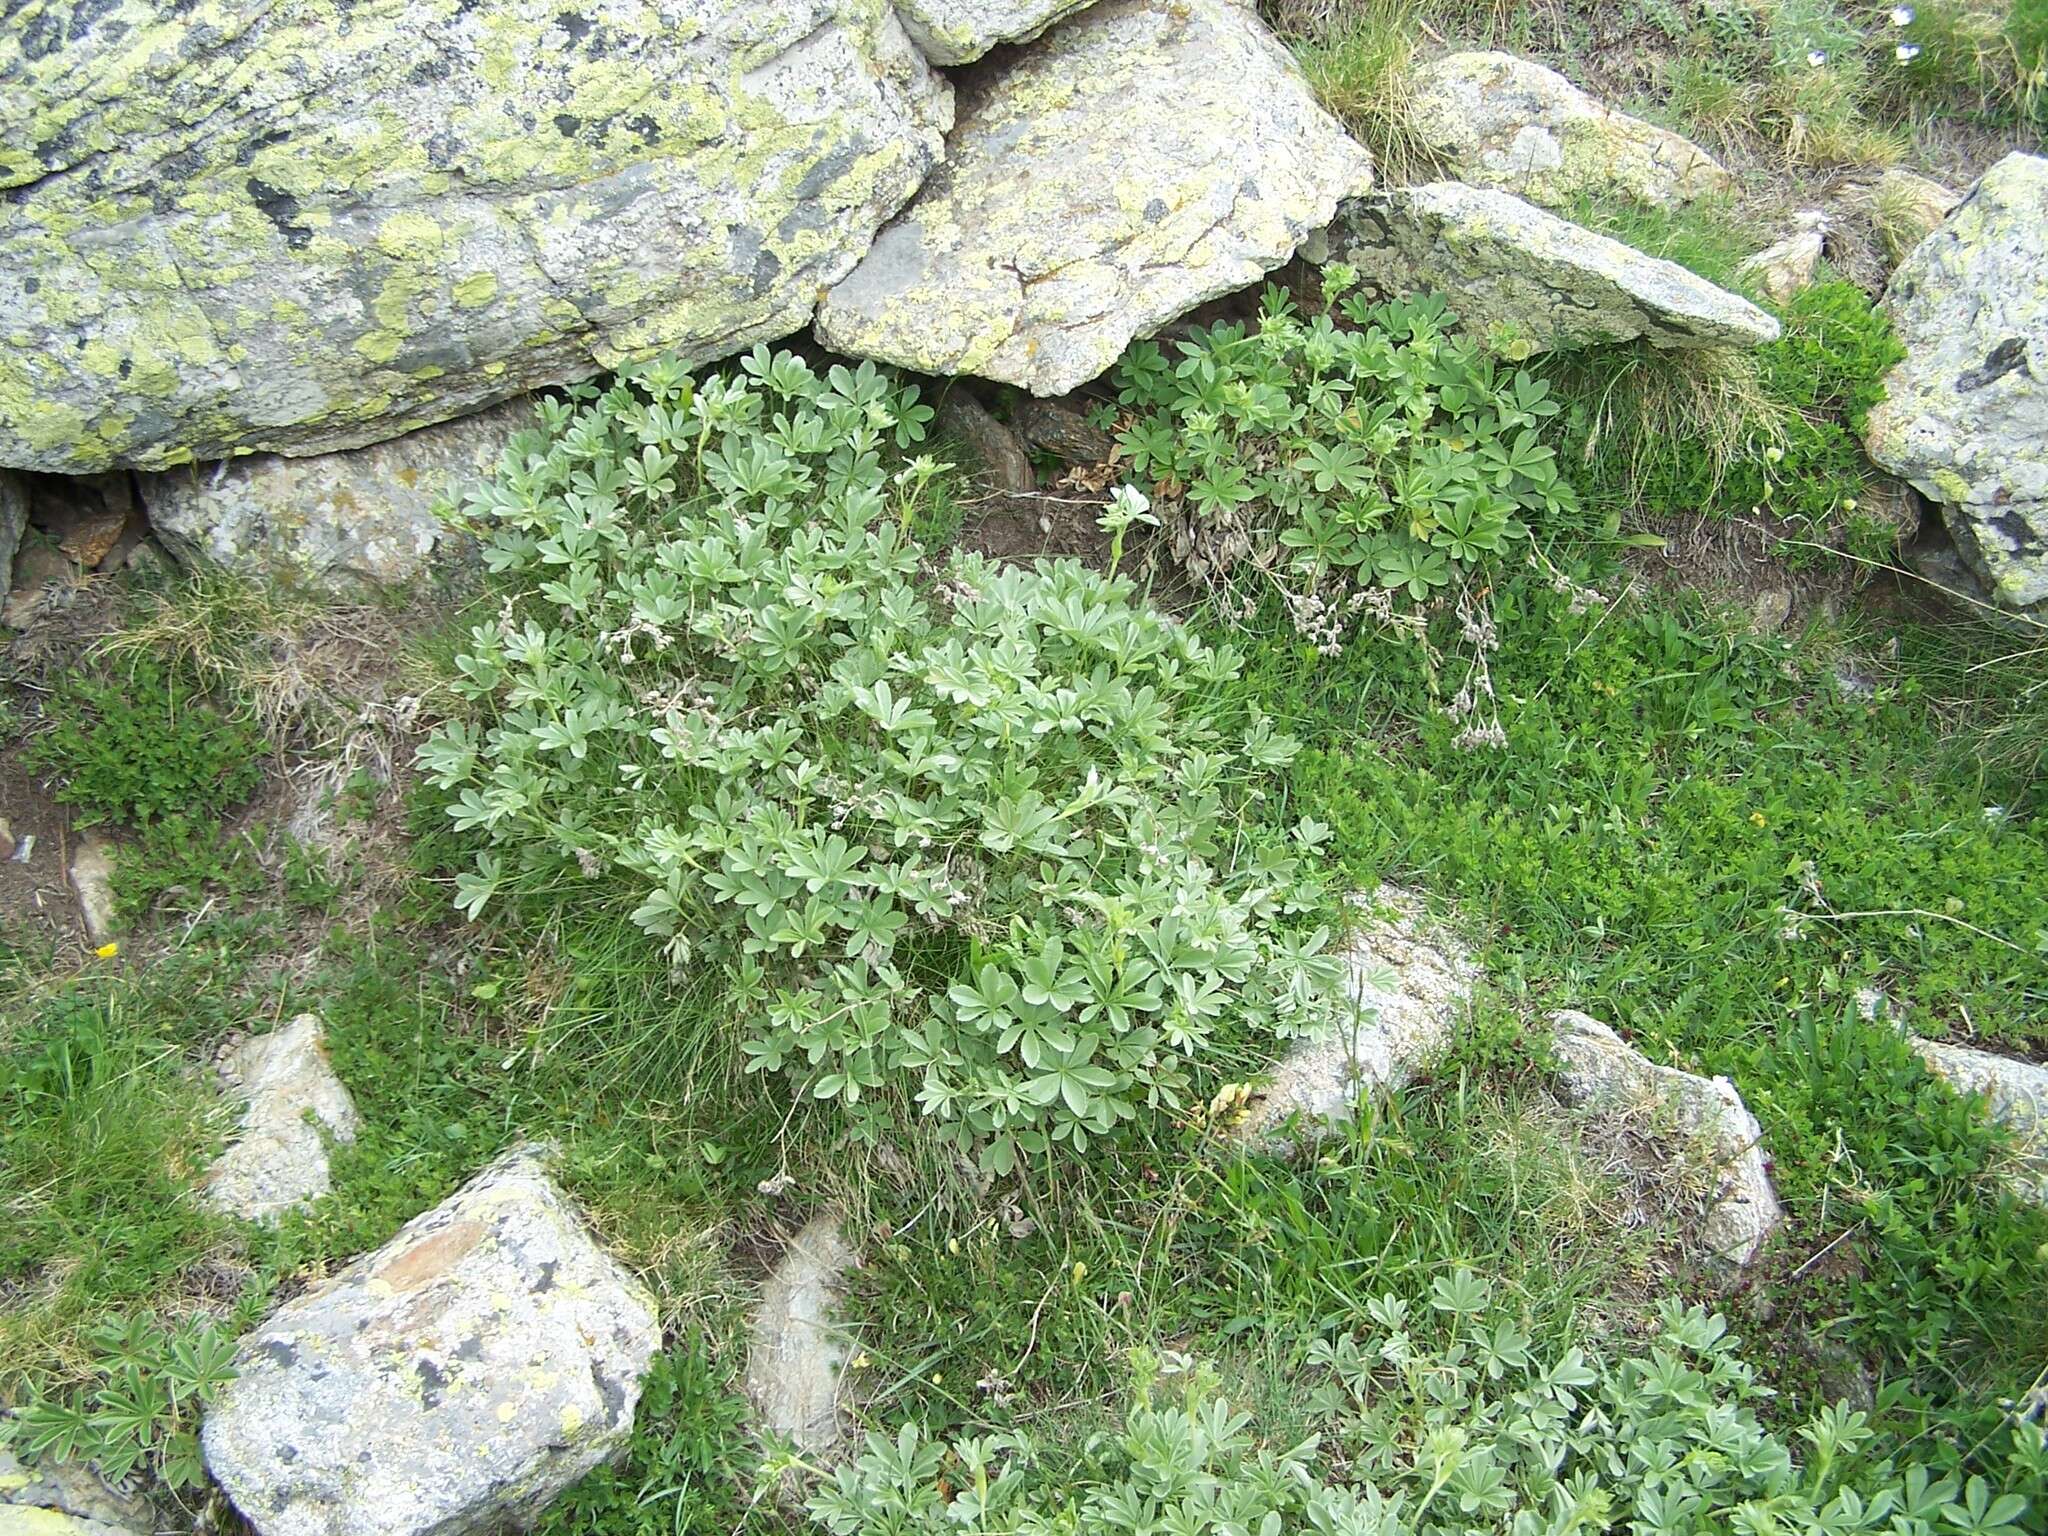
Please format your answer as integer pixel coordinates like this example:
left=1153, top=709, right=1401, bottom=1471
left=422, top=348, right=1342, bottom=1172
left=1112, top=277, right=1577, bottom=644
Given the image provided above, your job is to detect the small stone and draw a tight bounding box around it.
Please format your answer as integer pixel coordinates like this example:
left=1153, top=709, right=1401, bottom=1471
left=68, top=834, right=117, bottom=944
left=1864, top=152, right=2048, bottom=615
left=1738, top=214, right=1829, bottom=305
left=4, top=535, right=78, bottom=631
left=202, top=1147, right=659, bottom=1536
left=1859, top=167, right=1962, bottom=264
left=36, top=476, right=135, bottom=570
left=204, top=1014, right=362, bottom=1223
left=1549, top=1011, right=1781, bottom=1272
left=936, top=390, right=1037, bottom=494
left=745, top=1215, right=859, bottom=1461
left=1229, top=886, right=1478, bottom=1153
left=1012, top=396, right=1116, bottom=464
left=1750, top=587, right=1793, bottom=634
left=1313, top=183, right=1779, bottom=353
left=1912, top=1037, right=2048, bottom=1205
left=1408, top=52, right=1730, bottom=212
left=891, top=0, right=1098, bottom=64
left=0, top=818, right=13, bottom=862
left=0, top=469, right=26, bottom=595
left=818, top=0, right=1372, bottom=396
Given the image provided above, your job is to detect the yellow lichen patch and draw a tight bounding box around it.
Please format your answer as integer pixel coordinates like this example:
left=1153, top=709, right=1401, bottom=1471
left=452, top=272, right=500, bottom=309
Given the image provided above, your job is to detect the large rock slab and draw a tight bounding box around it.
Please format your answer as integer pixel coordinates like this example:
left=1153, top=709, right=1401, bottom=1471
left=138, top=397, right=536, bottom=594
left=204, top=1014, right=361, bottom=1223
left=1913, top=1037, right=2048, bottom=1205
left=1228, top=886, right=1477, bottom=1152
left=745, top=1215, right=858, bottom=1460
left=0, top=2, right=951, bottom=474
left=1864, top=153, right=2048, bottom=614
left=202, top=1148, right=659, bottom=1536
left=816, top=0, right=1372, bottom=397
left=1409, top=52, right=1729, bottom=212
left=1550, top=1012, right=1780, bottom=1271
left=1313, top=184, right=1778, bottom=353
left=892, top=0, right=1097, bottom=64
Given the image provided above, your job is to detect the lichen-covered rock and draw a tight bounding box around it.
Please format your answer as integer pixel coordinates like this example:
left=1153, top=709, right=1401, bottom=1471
left=138, top=397, right=536, bottom=594
left=1313, top=184, right=1778, bottom=352
left=891, top=0, right=1097, bottom=64
left=1864, top=153, right=2048, bottom=614
left=1, top=2, right=951, bottom=474
left=1550, top=1012, right=1780, bottom=1271
left=0, top=470, right=24, bottom=594
left=1, top=1443, right=154, bottom=1536
left=1737, top=213, right=1829, bottom=306
left=202, top=1147, right=658, bottom=1536
left=1228, top=886, right=1477, bottom=1152
left=204, top=1014, right=361, bottom=1223
left=68, top=834, right=116, bottom=944
left=1409, top=52, right=1729, bottom=212
left=745, top=1215, right=858, bottom=1460
left=817, top=0, right=1371, bottom=397
left=1913, top=1037, right=2048, bottom=1205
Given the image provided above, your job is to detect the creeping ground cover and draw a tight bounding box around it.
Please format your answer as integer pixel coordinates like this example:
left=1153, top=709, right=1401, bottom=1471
left=422, top=350, right=1346, bottom=1173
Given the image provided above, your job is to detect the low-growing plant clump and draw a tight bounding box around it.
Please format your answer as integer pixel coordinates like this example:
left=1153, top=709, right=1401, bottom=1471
left=424, top=349, right=1344, bottom=1173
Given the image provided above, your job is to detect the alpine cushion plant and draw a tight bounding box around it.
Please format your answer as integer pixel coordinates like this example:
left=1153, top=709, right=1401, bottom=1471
left=1111, top=275, right=1579, bottom=656
left=421, top=349, right=1343, bottom=1173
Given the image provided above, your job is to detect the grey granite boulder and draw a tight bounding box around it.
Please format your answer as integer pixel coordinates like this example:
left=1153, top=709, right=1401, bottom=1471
left=138, top=397, right=536, bottom=594
left=1409, top=53, right=1730, bottom=212
left=817, top=0, right=1372, bottom=396
left=1, top=1, right=950, bottom=473
left=745, top=1215, right=858, bottom=1460
left=1550, top=1011, right=1780, bottom=1271
left=1864, top=153, right=2048, bottom=615
left=204, top=1014, right=361, bottom=1223
left=892, top=0, right=1098, bottom=64
left=1313, top=184, right=1778, bottom=353
left=202, top=1147, right=659, bottom=1536
left=1228, top=886, right=1477, bottom=1152
left=1913, top=1037, right=2048, bottom=1205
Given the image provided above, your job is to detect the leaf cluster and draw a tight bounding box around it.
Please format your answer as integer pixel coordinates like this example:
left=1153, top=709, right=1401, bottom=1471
left=424, top=348, right=1342, bottom=1173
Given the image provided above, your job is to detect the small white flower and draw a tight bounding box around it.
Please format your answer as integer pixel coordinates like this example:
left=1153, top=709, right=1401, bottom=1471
left=1890, top=5, right=1915, bottom=25
left=1807, top=48, right=1829, bottom=67
left=1895, top=42, right=1922, bottom=62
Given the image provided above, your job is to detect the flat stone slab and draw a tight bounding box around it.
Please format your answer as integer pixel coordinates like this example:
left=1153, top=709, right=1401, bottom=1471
left=1550, top=1011, right=1780, bottom=1272
left=1, top=1443, right=153, bottom=1536
left=204, top=1014, right=361, bottom=1223
left=817, top=0, right=1372, bottom=396
left=745, top=1215, right=858, bottom=1459
left=1913, top=1037, right=2048, bottom=1205
left=202, top=1148, right=659, bottom=1536
left=1315, top=183, right=1778, bottom=352
left=67, top=834, right=116, bottom=945
left=1865, top=152, right=2048, bottom=614
left=138, top=397, right=535, bottom=595
left=1228, top=886, right=1478, bottom=1152
left=1410, top=52, right=1729, bottom=212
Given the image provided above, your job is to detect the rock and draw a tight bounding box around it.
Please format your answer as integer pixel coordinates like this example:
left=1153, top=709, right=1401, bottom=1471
left=1749, top=587, right=1793, bottom=634
left=1, top=4, right=951, bottom=475
left=817, top=0, right=1371, bottom=397
left=892, top=0, right=1098, bottom=64
left=1550, top=1011, right=1780, bottom=1270
left=3, top=534, right=76, bottom=631
left=1313, top=184, right=1779, bottom=353
left=1864, top=153, right=2048, bottom=615
left=1738, top=213, right=1829, bottom=306
left=1912, top=1037, right=2048, bottom=1205
left=202, top=1147, right=658, bottom=1536
left=745, top=1215, right=858, bottom=1460
left=1228, top=886, right=1478, bottom=1152
left=936, top=389, right=1036, bottom=494
left=68, top=834, right=116, bottom=944
left=33, top=476, right=134, bottom=570
left=1013, top=396, right=1115, bottom=464
left=1409, top=52, right=1729, bottom=212
left=1, top=1442, right=155, bottom=1536
left=204, top=1014, right=361, bottom=1223
left=138, top=397, right=536, bottom=595
left=0, top=470, right=24, bottom=594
